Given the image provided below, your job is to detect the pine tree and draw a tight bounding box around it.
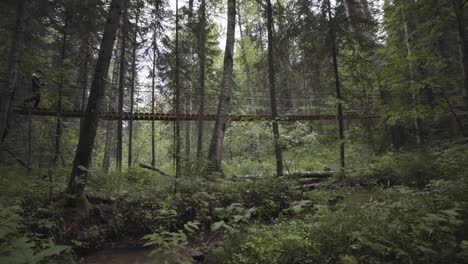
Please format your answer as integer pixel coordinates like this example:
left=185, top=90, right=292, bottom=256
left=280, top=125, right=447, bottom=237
left=67, top=0, right=126, bottom=207
left=208, top=0, right=236, bottom=172
left=266, top=0, right=283, bottom=177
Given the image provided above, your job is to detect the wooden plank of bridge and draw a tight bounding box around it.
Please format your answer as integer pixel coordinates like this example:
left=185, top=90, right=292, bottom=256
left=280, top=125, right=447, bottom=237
left=13, top=107, right=381, bottom=121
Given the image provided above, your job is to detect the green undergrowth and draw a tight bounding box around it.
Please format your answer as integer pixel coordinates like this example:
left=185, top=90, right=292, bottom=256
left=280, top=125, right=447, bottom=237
left=350, top=141, right=468, bottom=188
left=0, top=164, right=305, bottom=254
left=219, top=142, right=468, bottom=263
left=223, top=180, right=468, bottom=264
left=1, top=142, right=468, bottom=263
left=223, top=122, right=375, bottom=176
left=0, top=205, right=73, bottom=263
left=223, top=141, right=373, bottom=176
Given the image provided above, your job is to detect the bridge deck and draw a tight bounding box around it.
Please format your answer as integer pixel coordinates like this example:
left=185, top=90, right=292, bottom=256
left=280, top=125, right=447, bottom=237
left=14, top=108, right=380, bottom=121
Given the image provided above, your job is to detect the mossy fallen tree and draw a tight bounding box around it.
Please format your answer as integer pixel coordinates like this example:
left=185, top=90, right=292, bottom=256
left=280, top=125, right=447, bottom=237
left=226, top=172, right=333, bottom=181
left=139, top=163, right=171, bottom=176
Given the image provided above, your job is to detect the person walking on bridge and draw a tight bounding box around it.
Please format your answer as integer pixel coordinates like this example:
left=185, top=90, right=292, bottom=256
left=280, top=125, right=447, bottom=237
left=24, top=71, right=45, bottom=108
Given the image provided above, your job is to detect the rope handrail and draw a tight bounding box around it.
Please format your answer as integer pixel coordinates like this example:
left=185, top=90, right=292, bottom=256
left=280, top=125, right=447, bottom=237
left=13, top=107, right=381, bottom=121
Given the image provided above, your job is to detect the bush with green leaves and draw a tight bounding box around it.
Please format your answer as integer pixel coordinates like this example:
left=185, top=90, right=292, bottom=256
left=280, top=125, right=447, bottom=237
left=361, top=151, right=438, bottom=188
left=143, top=221, right=199, bottom=263
left=0, top=206, right=71, bottom=264
left=214, top=178, right=301, bottom=221
left=225, top=178, right=468, bottom=264
left=211, top=203, right=257, bottom=232
left=158, top=177, right=303, bottom=228
left=434, top=142, right=468, bottom=180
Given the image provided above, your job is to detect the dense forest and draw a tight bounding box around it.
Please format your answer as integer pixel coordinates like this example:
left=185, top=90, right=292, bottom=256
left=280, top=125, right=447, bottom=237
left=1, top=0, right=468, bottom=263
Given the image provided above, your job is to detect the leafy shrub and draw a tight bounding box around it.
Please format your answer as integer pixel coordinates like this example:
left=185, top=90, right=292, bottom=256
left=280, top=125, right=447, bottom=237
left=434, top=142, right=468, bottom=180
left=169, top=177, right=223, bottom=228
left=143, top=221, right=199, bottom=263
left=224, top=122, right=273, bottom=160
left=216, top=178, right=301, bottom=221
left=163, top=177, right=302, bottom=228
left=114, top=189, right=169, bottom=236
left=223, top=158, right=276, bottom=177
left=0, top=166, right=55, bottom=208
left=87, top=171, right=129, bottom=193
left=363, top=151, right=438, bottom=188
left=225, top=178, right=468, bottom=264
left=212, top=203, right=257, bottom=232
left=0, top=206, right=71, bottom=264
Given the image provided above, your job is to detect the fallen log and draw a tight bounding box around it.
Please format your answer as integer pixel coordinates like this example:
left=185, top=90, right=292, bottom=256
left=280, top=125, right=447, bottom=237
left=139, top=163, right=171, bottom=176
left=291, top=183, right=320, bottom=190
left=230, top=175, right=269, bottom=181
left=288, top=172, right=333, bottom=179
left=297, top=178, right=324, bottom=185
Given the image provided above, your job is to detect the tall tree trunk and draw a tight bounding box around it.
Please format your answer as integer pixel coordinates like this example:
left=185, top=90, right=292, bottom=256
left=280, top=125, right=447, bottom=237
left=102, top=116, right=114, bottom=172
left=174, top=0, right=182, bottom=183
left=327, top=0, right=345, bottom=177
left=208, top=0, right=236, bottom=172
left=237, top=3, right=256, bottom=115
left=117, top=6, right=127, bottom=172
left=53, top=11, right=69, bottom=166
left=452, top=0, right=468, bottom=108
left=258, top=23, right=269, bottom=110
left=102, top=52, right=120, bottom=172
left=151, top=3, right=158, bottom=167
left=128, top=2, right=140, bottom=168
left=27, top=109, right=32, bottom=166
left=196, top=0, right=206, bottom=160
left=302, top=57, right=310, bottom=117
left=403, top=14, right=423, bottom=146
left=67, top=0, right=125, bottom=206
left=184, top=0, right=194, bottom=159
left=81, top=34, right=91, bottom=112
left=0, top=0, right=27, bottom=144
left=266, top=0, right=283, bottom=177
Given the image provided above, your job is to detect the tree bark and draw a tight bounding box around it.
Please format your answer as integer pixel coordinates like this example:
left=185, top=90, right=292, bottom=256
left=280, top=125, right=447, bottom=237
left=452, top=0, right=468, bottom=108
left=327, top=0, right=345, bottom=177
left=266, top=0, right=283, bottom=177
left=128, top=2, right=140, bottom=168
left=151, top=3, right=158, bottom=167
left=27, top=109, right=32, bottom=166
left=102, top=52, right=120, bottom=172
left=196, top=0, right=206, bottom=160
left=81, top=34, right=91, bottom=113
left=184, top=0, right=195, bottom=159
left=174, top=0, right=182, bottom=183
left=102, top=121, right=114, bottom=171
left=139, top=163, right=170, bottom=176
left=208, top=0, right=236, bottom=172
left=67, top=0, right=125, bottom=205
left=117, top=6, right=127, bottom=172
left=0, top=0, right=27, bottom=144
left=53, top=11, right=69, bottom=167
left=403, top=13, right=423, bottom=146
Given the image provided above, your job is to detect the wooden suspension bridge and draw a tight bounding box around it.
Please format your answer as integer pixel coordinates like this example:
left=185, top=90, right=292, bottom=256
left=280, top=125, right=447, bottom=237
left=14, top=107, right=381, bottom=121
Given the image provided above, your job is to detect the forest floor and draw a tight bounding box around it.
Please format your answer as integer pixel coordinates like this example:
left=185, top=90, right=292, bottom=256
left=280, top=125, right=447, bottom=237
left=1, top=140, right=468, bottom=263
left=79, top=186, right=378, bottom=264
